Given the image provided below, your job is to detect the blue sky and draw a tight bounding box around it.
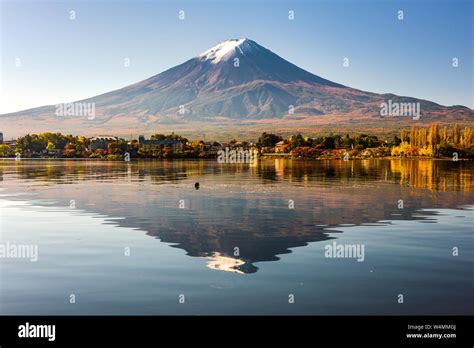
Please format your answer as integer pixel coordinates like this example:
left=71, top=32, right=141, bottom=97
left=0, top=0, right=472, bottom=113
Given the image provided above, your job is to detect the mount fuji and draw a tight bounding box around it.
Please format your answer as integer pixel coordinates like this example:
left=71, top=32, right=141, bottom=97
left=1, top=38, right=472, bottom=138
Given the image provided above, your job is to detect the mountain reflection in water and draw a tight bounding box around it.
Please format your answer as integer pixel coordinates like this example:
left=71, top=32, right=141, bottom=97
left=0, top=159, right=472, bottom=274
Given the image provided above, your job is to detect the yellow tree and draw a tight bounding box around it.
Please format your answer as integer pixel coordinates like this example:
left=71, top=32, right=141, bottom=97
left=434, top=124, right=440, bottom=145
left=442, top=126, right=448, bottom=143
left=428, top=124, right=440, bottom=147
left=400, top=128, right=408, bottom=143
left=0, top=145, right=11, bottom=157
left=462, top=126, right=472, bottom=147
left=410, top=126, right=418, bottom=146
left=419, top=128, right=427, bottom=147
left=453, top=124, right=461, bottom=145
left=428, top=125, right=434, bottom=146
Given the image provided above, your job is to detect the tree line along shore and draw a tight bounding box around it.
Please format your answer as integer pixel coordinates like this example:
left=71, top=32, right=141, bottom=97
left=0, top=124, right=472, bottom=160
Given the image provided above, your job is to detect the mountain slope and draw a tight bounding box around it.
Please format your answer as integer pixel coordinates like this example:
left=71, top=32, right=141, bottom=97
left=80, top=38, right=347, bottom=119
left=1, top=38, right=472, bottom=138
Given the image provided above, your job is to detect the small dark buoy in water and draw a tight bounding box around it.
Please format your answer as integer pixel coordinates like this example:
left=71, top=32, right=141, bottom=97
left=194, top=182, right=200, bottom=190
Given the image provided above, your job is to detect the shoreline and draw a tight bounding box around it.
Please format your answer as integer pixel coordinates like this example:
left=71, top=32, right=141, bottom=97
left=0, top=156, right=471, bottom=162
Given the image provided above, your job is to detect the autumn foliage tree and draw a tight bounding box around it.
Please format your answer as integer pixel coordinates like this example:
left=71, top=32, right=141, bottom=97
left=393, top=124, right=473, bottom=158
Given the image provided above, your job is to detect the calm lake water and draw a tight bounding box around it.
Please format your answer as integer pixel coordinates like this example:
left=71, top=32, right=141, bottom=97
left=0, top=159, right=472, bottom=315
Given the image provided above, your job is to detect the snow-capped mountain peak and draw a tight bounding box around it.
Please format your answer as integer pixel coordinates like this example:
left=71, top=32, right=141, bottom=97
left=198, top=38, right=251, bottom=64
left=2, top=38, right=470, bottom=139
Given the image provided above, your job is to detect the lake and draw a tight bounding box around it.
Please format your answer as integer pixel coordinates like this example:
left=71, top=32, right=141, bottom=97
left=0, top=159, right=472, bottom=315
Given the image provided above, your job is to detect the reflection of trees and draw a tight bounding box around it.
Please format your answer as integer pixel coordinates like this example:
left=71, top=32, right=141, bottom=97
left=1, top=158, right=472, bottom=274
left=264, top=159, right=472, bottom=192
left=269, top=159, right=389, bottom=183
left=390, top=159, right=472, bottom=192
left=2, top=159, right=472, bottom=193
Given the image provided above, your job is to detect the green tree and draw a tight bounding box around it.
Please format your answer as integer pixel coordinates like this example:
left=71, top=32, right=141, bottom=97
left=257, top=132, right=282, bottom=147
left=0, top=145, right=11, bottom=157
left=291, top=133, right=306, bottom=148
